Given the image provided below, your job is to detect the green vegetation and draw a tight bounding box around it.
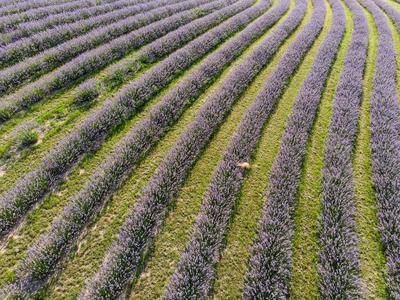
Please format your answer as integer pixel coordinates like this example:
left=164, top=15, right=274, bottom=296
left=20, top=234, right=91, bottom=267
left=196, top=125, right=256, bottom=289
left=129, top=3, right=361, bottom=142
left=0, top=0, right=394, bottom=298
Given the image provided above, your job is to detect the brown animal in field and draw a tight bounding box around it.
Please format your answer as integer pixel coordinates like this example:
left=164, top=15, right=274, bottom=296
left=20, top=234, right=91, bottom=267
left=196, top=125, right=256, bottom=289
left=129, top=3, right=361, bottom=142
left=237, top=162, right=251, bottom=169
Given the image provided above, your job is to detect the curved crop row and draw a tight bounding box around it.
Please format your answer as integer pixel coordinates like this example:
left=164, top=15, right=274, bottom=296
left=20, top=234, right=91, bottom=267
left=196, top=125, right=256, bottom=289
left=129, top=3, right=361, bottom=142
left=0, top=0, right=268, bottom=246
left=1, top=0, right=151, bottom=44
left=0, top=0, right=203, bottom=94
left=80, top=0, right=306, bottom=297
left=163, top=0, right=327, bottom=297
left=242, top=0, right=345, bottom=297
left=373, top=0, right=400, bottom=31
left=361, top=0, right=400, bottom=297
left=1, top=0, right=275, bottom=296
left=318, top=0, right=368, bottom=297
left=0, top=0, right=230, bottom=123
left=0, top=0, right=180, bottom=69
left=0, top=0, right=95, bottom=32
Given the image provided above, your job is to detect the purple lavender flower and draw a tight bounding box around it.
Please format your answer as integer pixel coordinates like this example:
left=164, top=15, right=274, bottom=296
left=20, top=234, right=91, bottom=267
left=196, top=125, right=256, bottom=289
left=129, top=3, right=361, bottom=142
left=243, top=0, right=346, bottom=297
left=318, top=0, right=368, bottom=297
left=163, top=0, right=329, bottom=297
left=79, top=0, right=307, bottom=297
left=361, top=0, right=400, bottom=297
left=0, top=0, right=253, bottom=239
left=0, top=2, right=275, bottom=297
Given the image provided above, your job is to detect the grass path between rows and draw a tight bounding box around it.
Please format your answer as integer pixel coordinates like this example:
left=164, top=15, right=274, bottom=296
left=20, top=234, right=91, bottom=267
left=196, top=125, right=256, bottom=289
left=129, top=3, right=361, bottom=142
left=0, top=56, right=166, bottom=287
left=0, top=0, right=394, bottom=298
left=0, top=47, right=141, bottom=152
left=388, top=0, right=400, bottom=10
left=127, top=0, right=309, bottom=297
left=353, top=4, right=399, bottom=299
left=0, top=2, right=263, bottom=287
left=209, top=0, right=333, bottom=298
left=39, top=2, right=291, bottom=298
left=0, top=3, right=235, bottom=177
left=0, top=47, right=146, bottom=191
left=289, top=0, right=350, bottom=298
left=390, top=8, right=400, bottom=100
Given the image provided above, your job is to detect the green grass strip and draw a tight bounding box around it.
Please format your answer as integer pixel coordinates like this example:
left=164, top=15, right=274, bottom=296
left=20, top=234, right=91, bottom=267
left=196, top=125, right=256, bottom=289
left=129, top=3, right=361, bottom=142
left=353, top=6, right=390, bottom=299
left=289, top=1, right=351, bottom=298
left=126, top=1, right=311, bottom=298
left=0, top=49, right=146, bottom=193
left=36, top=4, right=284, bottom=298
left=210, top=1, right=334, bottom=298
left=0, top=20, right=245, bottom=286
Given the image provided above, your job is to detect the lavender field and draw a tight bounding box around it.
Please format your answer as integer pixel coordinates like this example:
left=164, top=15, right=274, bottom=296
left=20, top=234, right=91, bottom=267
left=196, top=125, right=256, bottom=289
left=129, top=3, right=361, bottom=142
left=0, top=0, right=398, bottom=298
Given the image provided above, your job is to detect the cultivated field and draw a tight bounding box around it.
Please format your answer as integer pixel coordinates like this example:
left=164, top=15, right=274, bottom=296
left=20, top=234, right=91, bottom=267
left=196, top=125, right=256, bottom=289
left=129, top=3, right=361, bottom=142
left=0, top=0, right=399, bottom=298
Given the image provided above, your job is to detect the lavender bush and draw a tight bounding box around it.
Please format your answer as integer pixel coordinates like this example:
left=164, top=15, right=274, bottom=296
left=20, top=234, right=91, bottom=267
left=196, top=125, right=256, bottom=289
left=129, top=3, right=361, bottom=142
left=163, top=0, right=330, bottom=297
left=73, top=79, right=101, bottom=105
left=318, top=0, right=368, bottom=298
left=242, top=0, right=346, bottom=297
left=0, top=0, right=203, bottom=94
left=0, top=0, right=267, bottom=250
left=0, top=0, right=180, bottom=68
left=1, top=1, right=275, bottom=297
left=79, top=0, right=308, bottom=297
left=361, top=0, right=400, bottom=297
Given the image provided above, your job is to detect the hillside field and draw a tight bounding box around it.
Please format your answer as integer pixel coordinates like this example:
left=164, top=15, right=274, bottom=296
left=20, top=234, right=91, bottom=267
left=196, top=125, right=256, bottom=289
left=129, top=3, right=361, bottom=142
left=0, top=0, right=399, bottom=298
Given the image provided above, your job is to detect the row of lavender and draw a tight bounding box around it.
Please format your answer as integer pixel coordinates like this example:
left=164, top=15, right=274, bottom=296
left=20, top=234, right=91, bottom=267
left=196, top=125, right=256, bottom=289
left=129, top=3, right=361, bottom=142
left=318, top=0, right=368, bottom=296
left=362, top=0, right=400, bottom=297
left=0, top=0, right=102, bottom=32
left=53, top=0, right=400, bottom=297
left=0, top=0, right=200, bottom=95
left=374, top=0, right=400, bottom=31
left=0, top=0, right=78, bottom=16
left=63, top=0, right=253, bottom=103
left=77, top=0, right=254, bottom=89
left=0, top=0, right=249, bottom=237
left=80, top=0, right=306, bottom=296
left=0, top=0, right=228, bottom=121
left=0, top=0, right=177, bottom=68
left=163, top=0, right=325, bottom=296
left=243, top=0, right=345, bottom=297
left=0, top=0, right=150, bottom=43
left=2, top=0, right=274, bottom=297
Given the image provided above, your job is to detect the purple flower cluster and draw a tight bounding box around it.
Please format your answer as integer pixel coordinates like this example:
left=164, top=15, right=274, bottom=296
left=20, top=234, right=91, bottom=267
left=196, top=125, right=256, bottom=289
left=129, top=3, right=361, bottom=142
left=360, top=0, right=400, bottom=297
left=2, top=1, right=273, bottom=297
left=318, top=0, right=368, bottom=297
left=79, top=0, right=309, bottom=296
left=73, top=78, right=101, bottom=105
left=242, top=0, right=346, bottom=297
left=0, top=0, right=93, bottom=32
left=1, top=0, right=148, bottom=43
left=0, top=0, right=199, bottom=95
left=0, top=0, right=175, bottom=68
left=0, top=0, right=267, bottom=267
left=0, top=0, right=76, bottom=16
left=163, top=0, right=330, bottom=297
left=373, top=0, right=400, bottom=32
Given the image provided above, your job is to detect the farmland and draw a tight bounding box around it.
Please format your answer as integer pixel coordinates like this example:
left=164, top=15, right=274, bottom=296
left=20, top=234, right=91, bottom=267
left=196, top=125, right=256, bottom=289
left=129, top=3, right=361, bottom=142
left=0, top=0, right=399, bottom=298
